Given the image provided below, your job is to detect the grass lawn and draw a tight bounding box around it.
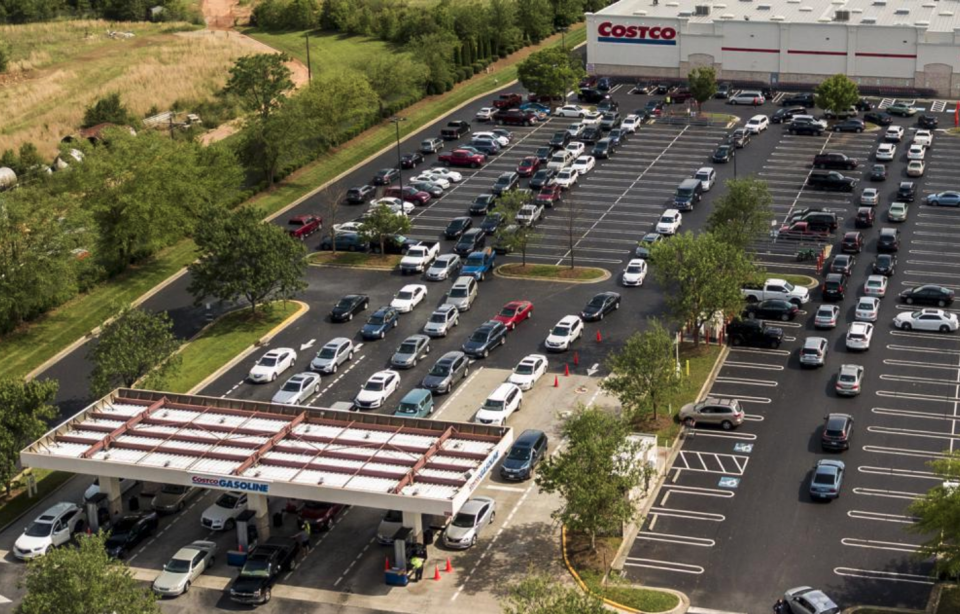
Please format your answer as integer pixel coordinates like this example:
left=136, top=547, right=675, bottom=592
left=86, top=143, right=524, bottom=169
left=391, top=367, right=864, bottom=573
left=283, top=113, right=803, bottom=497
left=937, top=586, right=960, bottom=614
left=498, top=262, right=606, bottom=280
left=0, top=469, right=73, bottom=530
left=779, top=273, right=818, bottom=288
left=245, top=29, right=405, bottom=74
left=147, top=301, right=301, bottom=393
left=308, top=252, right=402, bottom=269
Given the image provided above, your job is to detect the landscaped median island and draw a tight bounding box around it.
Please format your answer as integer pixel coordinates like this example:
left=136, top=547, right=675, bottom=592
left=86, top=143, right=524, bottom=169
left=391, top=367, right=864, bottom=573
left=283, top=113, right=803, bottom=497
left=308, top=252, right=402, bottom=270
left=496, top=263, right=608, bottom=282
left=776, top=273, right=819, bottom=289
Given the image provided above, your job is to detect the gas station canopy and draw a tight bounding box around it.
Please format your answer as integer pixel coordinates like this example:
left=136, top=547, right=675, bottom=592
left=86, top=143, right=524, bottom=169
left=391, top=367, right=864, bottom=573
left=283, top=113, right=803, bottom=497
left=21, top=389, right=514, bottom=517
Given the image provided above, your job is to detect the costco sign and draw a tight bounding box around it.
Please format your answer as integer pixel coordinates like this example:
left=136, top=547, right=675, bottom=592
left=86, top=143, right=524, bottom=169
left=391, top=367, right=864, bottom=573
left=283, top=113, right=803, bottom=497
left=597, top=22, right=678, bottom=45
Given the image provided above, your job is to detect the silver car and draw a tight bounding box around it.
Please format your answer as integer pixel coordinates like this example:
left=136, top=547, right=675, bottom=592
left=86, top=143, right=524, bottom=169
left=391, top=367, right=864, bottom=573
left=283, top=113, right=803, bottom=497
left=784, top=587, right=840, bottom=614
left=390, top=335, right=431, bottom=369
left=443, top=496, right=496, bottom=549
left=423, top=304, right=459, bottom=337
left=813, top=304, right=840, bottom=329
left=271, top=372, right=321, bottom=405
left=309, top=338, right=354, bottom=374
left=153, top=540, right=217, bottom=597
left=835, top=364, right=864, bottom=396
left=444, top=276, right=478, bottom=312
left=425, top=254, right=461, bottom=281
left=678, top=398, right=744, bottom=430
left=799, top=337, right=828, bottom=368
left=151, top=485, right=201, bottom=514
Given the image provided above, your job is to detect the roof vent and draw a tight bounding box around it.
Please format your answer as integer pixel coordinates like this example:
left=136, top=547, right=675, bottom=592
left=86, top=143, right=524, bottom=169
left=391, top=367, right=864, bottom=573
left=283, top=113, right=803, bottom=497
left=850, top=8, right=863, bottom=13
left=665, top=1, right=680, bottom=5
left=633, top=9, right=648, bottom=14
left=758, top=3, right=771, bottom=9
left=787, top=0, right=801, bottom=3
left=800, top=6, right=813, bottom=11
left=861, top=15, right=877, bottom=22
left=872, top=0, right=886, bottom=5
left=916, top=19, right=930, bottom=25
left=771, top=14, right=786, bottom=20
left=940, top=10, right=954, bottom=16
left=922, top=3, right=936, bottom=7
left=830, top=0, right=844, bottom=4
left=714, top=3, right=727, bottom=7
left=818, top=16, right=832, bottom=21
left=679, top=10, right=693, bottom=16
left=835, top=9, right=850, bottom=20
left=695, top=4, right=711, bottom=15
left=721, top=12, right=735, bottom=18
left=894, top=7, right=909, bottom=13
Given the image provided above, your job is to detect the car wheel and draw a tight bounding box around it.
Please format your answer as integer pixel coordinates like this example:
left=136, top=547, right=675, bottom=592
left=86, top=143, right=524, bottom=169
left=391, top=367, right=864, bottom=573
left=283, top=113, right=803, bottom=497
left=940, top=325, right=951, bottom=333
left=483, top=349, right=489, bottom=358
left=906, top=297, right=914, bottom=305
left=225, top=518, right=236, bottom=530
left=721, top=420, right=733, bottom=431
left=264, top=588, right=272, bottom=603
left=781, top=313, right=791, bottom=321
left=939, top=300, right=948, bottom=307
left=271, top=373, right=277, bottom=382
left=464, top=367, right=470, bottom=377
left=746, top=312, right=756, bottom=320
left=184, top=581, right=191, bottom=593
left=501, top=336, right=506, bottom=346
left=471, top=535, right=478, bottom=547
left=178, top=502, right=185, bottom=512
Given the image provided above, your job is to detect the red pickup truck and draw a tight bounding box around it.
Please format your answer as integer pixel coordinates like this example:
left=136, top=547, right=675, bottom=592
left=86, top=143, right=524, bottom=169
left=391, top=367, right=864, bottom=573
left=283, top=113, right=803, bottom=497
left=439, top=149, right=487, bottom=168
left=493, top=93, right=523, bottom=109
left=288, top=214, right=322, bottom=240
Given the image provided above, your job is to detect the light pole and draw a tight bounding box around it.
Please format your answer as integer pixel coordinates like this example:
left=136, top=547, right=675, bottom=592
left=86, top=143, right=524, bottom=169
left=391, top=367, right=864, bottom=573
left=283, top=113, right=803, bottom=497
left=559, top=26, right=568, bottom=50
left=390, top=116, right=406, bottom=193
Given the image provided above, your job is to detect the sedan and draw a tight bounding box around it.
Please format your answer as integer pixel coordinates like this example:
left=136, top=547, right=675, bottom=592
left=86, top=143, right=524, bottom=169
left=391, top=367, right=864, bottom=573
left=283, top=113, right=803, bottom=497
left=864, top=111, right=893, bottom=125
left=907, top=160, right=925, bottom=177
left=373, top=168, right=400, bottom=185
left=330, top=294, right=369, bottom=322
left=814, top=304, right=840, bottom=329
left=873, top=254, right=897, bottom=276
left=875, top=143, right=896, bottom=161
left=354, top=370, right=401, bottom=410
left=554, top=167, right=579, bottom=189
left=845, top=322, right=874, bottom=351
left=492, top=172, right=520, bottom=196
left=784, top=587, right=841, bottom=614
left=469, top=194, right=497, bottom=216
left=462, top=321, right=508, bottom=358
left=745, top=299, right=799, bottom=322
left=900, top=285, right=955, bottom=307
left=829, top=254, right=856, bottom=277
left=580, top=292, right=621, bottom=322
left=928, top=191, right=960, bottom=207
left=635, top=232, right=662, bottom=258
left=863, top=275, right=888, bottom=297
left=390, top=334, right=431, bottom=369
left=480, top=213, right=504, bottom=235
left=835, top=364, right=864, bottom=396
left=443, top=496, right=496, bottom=549
left=887, top=102, right=917, bottom=116
left=869, top=164, right=887, bottom=181
left=410, top=181, right=443, bottom=198
left=809, top=459, right=845, bottom=500
left=893, top=309, right=960, bottom=332
left=361, top=307, right=400, bottom=340
left=272, top=372, right=321, bottom=405
left=555, top=105, right=588, bottom=118
left=105, top=512, right=159, bottom=558
left=517, top=156, right=540, bottom=177
left=425, top=254, right=461, bottom=281
left=445, top=217, right=473, bottom=239
left=248, top=348, right=297, bottom=383
left=429, top=167, right=463, bottom=183
left=153, top=540, right=217, bottom=597
left=855, top=297, right=880, bottom=322
left=622, top=259, right=648, bottom=287
left=390, top=284, right=427, bottom=313
left=529, top=169, right=558, bottom=190
left=421, top=351, right=470, bottom=394
left=544, top=315, right=584, bottom=352
left=860, top=188, right=879, bottom=206
left=475, top=107, right=496, bottom=121
left=414, top=173, right=450, bottom=189
left=571, top=155, right=596, bottom=175
left=887, top=202, right=909, bottom=222
left=508, top=354, right=548, bottom=391
left=712, top=145, right=734, bottom=163
left=494, top=300, right=534, bottom=330
left=400, top=152, right=423, bottom=169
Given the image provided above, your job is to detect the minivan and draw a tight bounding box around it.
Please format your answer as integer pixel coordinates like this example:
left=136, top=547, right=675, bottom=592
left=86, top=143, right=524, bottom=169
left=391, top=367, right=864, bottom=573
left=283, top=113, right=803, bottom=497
left=674, top=178, right=704, bottom=211
left=499, top=429, right=549, bottom=481
left=394, top=388, right=434, bottom=418
left=445, top=276, right=479, bottom=311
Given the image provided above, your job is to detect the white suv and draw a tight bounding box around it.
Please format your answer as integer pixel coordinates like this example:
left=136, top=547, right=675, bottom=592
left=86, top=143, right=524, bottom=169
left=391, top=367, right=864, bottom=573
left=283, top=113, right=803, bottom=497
left=845, top=322, right=874, bottom=351
left=14, top=502, right=85, bottom=559
left=474, top=383, right=523, bottom=426
left=545, top=315, right=584, bottom=352
left=656, top=209, right=682, bottom=235
left=745, top=115, right=769, bottom=134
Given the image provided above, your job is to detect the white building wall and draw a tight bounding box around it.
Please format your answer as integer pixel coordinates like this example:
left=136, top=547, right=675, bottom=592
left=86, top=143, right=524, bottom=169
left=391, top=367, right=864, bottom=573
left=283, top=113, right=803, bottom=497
left=853, top=25, right=916, bottom=79
left=586, top=13, right=683, bottom=69
left=781, top=24, right=847, bottom=75
left=720, top=22, right=780, bottom=73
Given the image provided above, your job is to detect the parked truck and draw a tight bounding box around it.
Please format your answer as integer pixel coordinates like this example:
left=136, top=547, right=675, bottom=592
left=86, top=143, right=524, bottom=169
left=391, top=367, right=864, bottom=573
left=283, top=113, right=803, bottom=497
left=399, top=241, right=441, bottom=274
left=228, top=538, right=302, bottom=605
left=439, top=149, right=486, bottom=168
left=287, top=214, right=322, bottom=240
left=461, top=247, right=496, bottom=281
left=440, top=120, right=471, bottom=140
left=742, top=278, right=810, bottom=306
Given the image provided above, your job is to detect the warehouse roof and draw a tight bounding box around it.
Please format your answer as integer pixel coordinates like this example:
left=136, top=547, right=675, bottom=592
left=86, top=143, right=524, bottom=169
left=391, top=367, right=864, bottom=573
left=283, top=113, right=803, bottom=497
left=596, top=0, right=960, bottom=33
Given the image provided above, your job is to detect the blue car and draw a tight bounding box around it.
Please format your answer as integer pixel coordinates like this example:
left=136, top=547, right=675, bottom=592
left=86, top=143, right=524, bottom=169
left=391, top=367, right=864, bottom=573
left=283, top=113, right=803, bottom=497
left=461, top=321, right=508, bottom=359
left=361, top=307, right=400, bottom=340
left=928, top=191, right=960, bottom=207
left=809, top=459, right=845, bottom=501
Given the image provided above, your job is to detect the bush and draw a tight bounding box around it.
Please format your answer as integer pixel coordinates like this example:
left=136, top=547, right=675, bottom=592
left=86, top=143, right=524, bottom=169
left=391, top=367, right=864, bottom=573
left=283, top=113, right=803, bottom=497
left=491, top=54, right=500, bottom=62
left=472, top=61, right=484, bottom=74
left=0, top=44, right=8, bottom=73
left=462, top=66, right=474, bottom=79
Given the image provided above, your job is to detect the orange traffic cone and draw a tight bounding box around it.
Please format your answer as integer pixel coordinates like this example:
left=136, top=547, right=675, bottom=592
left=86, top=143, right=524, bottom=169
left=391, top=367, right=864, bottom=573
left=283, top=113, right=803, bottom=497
left=596, top=330, right=602, bottom=343
left=445, top=558, right=453, bottom=573
left=385, top=557, right=390, bottom=571
left=564, top=363, right=570, bottom=377
left=553, top=375, right=559, bottom=387
left=573, top=351, right=579, bottom=366
left=433, top=565, right=442, bottom=581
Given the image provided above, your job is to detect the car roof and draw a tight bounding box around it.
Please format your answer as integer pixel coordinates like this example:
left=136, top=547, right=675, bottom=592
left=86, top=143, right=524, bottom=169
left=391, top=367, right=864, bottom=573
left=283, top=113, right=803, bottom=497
left=369, top=370, right=397, bottom=382
left=460, top=496, right=495, bottom=514
left=803, top=337, right=827, bottom=348
left=849, top=322, right=871, bottom=333
left=487, top=382, right=520, bottom=400
left=519, top=354, right=546, bottom=364
left=514, top=429, right=546, bottom=447
left=825, top=413, right=852, bottom=426
left=400, top=388, right=431, bottom=403
left=839, top=364, right=862, bottom=374
left=264, top=348, right=292, bottom=358
left=38, top=502, right=77, bottom=520
left=438, top=351, right=465, bottom=363
left=558, top=315, right=581, bottom=326
left=699, top=397, right=740, bottom=408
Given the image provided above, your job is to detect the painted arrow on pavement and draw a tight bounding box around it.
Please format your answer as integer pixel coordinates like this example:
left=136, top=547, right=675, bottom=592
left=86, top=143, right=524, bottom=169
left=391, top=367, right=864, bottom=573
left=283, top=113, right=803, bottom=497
left=586, top=363, right=600, bottom=377
left=299, top=339, right=316, bottom=351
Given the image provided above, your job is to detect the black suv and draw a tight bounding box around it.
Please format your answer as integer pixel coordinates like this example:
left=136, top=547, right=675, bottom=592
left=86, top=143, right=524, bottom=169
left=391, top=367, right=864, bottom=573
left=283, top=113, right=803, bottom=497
left=579, top=126, right=603, bottom=144
left=772, top=106, right=807, bottom=124
left=331, top=294, right=369, bottom=322
left=104, top=512, right=159, bottom=559
left=454, top=228, right=486, bottom=255
left=897, top=182, right=916, bottom=202
left=499, top=429, right=548, bottom=481
left=813, top=153, right=859, bottom=170
left=782, top=93, right=815, bottom=107
left=549, top=131, right=571, bottom=149
left=492, top=172, right=519, bottom=196
left=918, top=114, right=939, bottom=129
left=445, top=217, right=473, bottom=239
left=529, top=169, right=557, bottom=190
left=726, top=319, right=784, bottom=348
left=788, top=119, right=824, bottom=135
left=807, top=170, right=857, bottom=192
left=469, top=194, right=497, bottom=216
left=821, top=413, right=854, bottom=451
left=877, top=227, right=901, bottom=252
left=822, top=274, right=846, bottom=301
left=873, top=254, right=897, bottom=276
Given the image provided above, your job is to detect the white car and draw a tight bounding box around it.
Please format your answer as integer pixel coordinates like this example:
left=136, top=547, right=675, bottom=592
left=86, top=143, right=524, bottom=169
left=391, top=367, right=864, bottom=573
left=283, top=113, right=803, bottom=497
left=201, top=491, right=247, bottom=531
left=695, top=167, right=716, bottom=191
left=907, top=160, right=925, bottom=177
left=845, top=321, right=874, bottom=351
left=656, top=209, right=682, bottom=235
left=875, top=143, right=896, bottom=161
left=566, top=122, right=584, bottom=137
left=564, top=142, right=586, bottom=158
left=914, top=130, right=934, bottom=147
left=413, top=173, right=450, bottom=189
left=622, top=259, right=648, bottom=287
left=333, top=221, right=364, bottom=233
left=370, top=197, right=415, bottom=216
left=475, top=107, right=497, bottom=121
left=152, top=540, right=218, bottom=597
left=474, top=383, right=523, bottom=426
left=885, top=125, right=904, bottom=142
left=572, top=155, right=596, bottom=175
left=621, top=114, right=642, bottom=133
left=580, top=111, right=603, bottom=126
left=745, top=114, right=769, bottom=134
left=390, top=284, right=427, bottom=313
left=271, top=372, right=321, bottom=405
left=507, top=354, right=548, bottom=391
left=516, top=203, right=544, bottom=226
left=425, top=168, right=463, bottom=183
left=854, top=297, right=880, bottom=322
left=555, top=104, right=588, bottom=118
left=860, top=188, right=879, bottom=206
left=13, top=502, right=85, bottom=560
left=863, top=275, right=888, bottom=297
left=248, top=347, right=297, bottom=383
left=907, top=144, right=926, bottom=160
left=555, top=167, right=579, bottom=189
left=545, top=315, right=584, bottom=352
left=354, top=370, right=401, bottom=410
left=473, top=131, right=509, bottom=147
left=893, top=309, right=960, bottom=332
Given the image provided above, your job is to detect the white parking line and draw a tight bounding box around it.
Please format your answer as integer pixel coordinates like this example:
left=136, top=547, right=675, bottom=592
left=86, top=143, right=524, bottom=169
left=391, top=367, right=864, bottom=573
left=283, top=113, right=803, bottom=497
left=858, top=465, right=942, bottom=481
left=841, top=538, right=923, bottom=554
left=834, top=567, right=935, bottom=585
left=624, top=558, right=705, bottom=574
left=868, top=425, right=960, bottom=442
left=635, top=532, right=715, bottom=547
left=883, top=359, right=960, bottom=371
left=863, top=444, right=949, bottom=460
left=848, top=510, right=919, bottom=524
left=648, top=508, right=725, bottom=522
left=713, top=377, right=778, bottom=387
left=873, top=406, right=960, bottom=422
left=689, top=430, right=758, bottom=441
left=722, top=361, right=785, bottom=371
left=728, top=348, right=791, bottom=357
left=852, top=487, right=925, bottom=501
left=877, top=390, right=960, bottom=403
left=661, top=484, right=736, bottom=498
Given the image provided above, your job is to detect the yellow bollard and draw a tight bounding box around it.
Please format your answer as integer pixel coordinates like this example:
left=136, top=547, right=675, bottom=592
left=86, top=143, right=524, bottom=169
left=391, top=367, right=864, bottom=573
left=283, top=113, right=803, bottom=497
left=686, top=360, right=690, bottom=377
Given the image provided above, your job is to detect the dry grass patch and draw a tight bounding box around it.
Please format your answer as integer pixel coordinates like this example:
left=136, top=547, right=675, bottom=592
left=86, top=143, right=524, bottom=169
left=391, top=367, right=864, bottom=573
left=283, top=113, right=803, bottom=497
left=308, top=251, right=402, bottom=269
left=498, top=263, right=606, bottom=280
left=1, top=21, right=252, bottom=157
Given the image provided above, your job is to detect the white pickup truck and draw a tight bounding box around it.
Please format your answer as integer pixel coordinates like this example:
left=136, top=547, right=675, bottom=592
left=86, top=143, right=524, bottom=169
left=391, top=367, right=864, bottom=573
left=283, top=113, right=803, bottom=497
left=742, top=278, right=810, bottom=306
left=399, top=241, right=441, bottom=274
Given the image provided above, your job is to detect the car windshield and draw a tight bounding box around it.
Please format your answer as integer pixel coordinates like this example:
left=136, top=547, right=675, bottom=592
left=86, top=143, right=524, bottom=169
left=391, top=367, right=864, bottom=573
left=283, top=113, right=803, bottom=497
left=396, top=403, right=419, bottom=415
left=281, top=380, right=302, bottom=392
left=483, top=400, right=505, bottom=412
left=660, top=215, right=674, bottom=223
left=217, top=494, right=239, bottom=509
left=813, top=472, right=835, bottom=485
left=162, top=485, right=187, bottom=494
left=627, top=265, right=643, bottom=273
left=868, top=280, right=882, bottom=288
left=552, top=325, right=571, bottom=337
left=240, top=559, right=271, bottom=578
left=466, top=255, right=484, bottom=267
left=24, top=521, right=53, bottom=537
left=508, top=447, right=532, bottom=461
left=500, top=307, right=517, bottom=317
left=368, top=315, right=385, bottom=325
left=164, top=557, right=192, bottom=573
left=364, top=380, right=385, bottom=392
left=452, top=513, right=476, bottom=528
left=399, top=342, right=418, bottom=354
left=429, top=313, right=448, bottom=324
left=258, top=356, right=277, bottom=367
left=319, top=347, right=337, bottom=359
left=515, top=362, right=535, bottom=375
left=470, top=330, right=490, bottom=342
left=430, top=363, right=451, bottom=376
left=450, top=288, right=467, bottom=298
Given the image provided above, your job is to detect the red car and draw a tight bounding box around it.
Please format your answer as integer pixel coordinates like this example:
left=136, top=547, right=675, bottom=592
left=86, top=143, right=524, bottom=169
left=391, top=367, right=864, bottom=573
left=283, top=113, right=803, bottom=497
left=439, top=149, right=486, bottom=168
left=287, top=214, right=322, bottom=240
left=535, top=184, right=562, bottom=207
left=494, top=300, right=534, bottom=330
left=296, top=500, right=345, bottom=531
left=517, top=157, right=541, bottom=178
left=385, top=185, right=431, bottom=205
left=493, top=93, right=523, bottom=109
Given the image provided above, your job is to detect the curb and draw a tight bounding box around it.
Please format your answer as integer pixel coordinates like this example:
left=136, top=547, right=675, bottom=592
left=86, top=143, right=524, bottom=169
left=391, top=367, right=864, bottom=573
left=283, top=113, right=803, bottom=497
left=186, top=300, right=309, bottom=395
left=789, top=275, right=819, bottom=289
left=494, top=264, right=611, bottom=284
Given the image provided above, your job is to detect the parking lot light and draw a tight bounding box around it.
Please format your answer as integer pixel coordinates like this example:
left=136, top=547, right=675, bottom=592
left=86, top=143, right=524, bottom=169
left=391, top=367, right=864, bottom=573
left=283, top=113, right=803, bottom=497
left=391, top=116, right=407, bottom=193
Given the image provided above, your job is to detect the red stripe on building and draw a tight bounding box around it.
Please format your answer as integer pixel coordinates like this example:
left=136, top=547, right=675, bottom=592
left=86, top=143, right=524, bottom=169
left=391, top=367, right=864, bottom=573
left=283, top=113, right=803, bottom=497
left=855, top=52, right=917, bottom=59
left=721, top=46, right=779, bottom=53
left=787, top=50, right=847, bottom=56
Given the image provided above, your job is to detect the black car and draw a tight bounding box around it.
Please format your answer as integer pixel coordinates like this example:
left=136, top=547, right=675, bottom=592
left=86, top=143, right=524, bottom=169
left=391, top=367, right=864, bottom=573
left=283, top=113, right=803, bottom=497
left=480, top=212, right=504, bottom=235
left=593, top=138, right=615, bottom=159
left=744, top=299, right=799, bottom=322
left=854, top=98, right=874, bottom=111
left=873, top=254, right=897, bottom=276
left=821, top=273, right=846, bottom=301
left=863, top=111, right=893, bottom=126
left=529, top=169, right=558, bottom=190
left=855, top=207, right=875, bottom=228
left=712, top=145, right=734, bottom=163
left=534, top=146, right=553, bottom=163
left=492, top=172, right=520, bottom=196
left=715, top=82, right=733, bottom=99
left=319, top=232, right=368, bottom=252
left=104, top=512, right=159, bottom=558
left=821, top=413, right=854, bottom=451
left=580, top=292, right=621, bottom=322
left=373, top=167, right=400, bottom=185
left=869, top=164, right=887, bottom=181
left=728, top=129, right=750, bottom=148
left=897, top=181, right=916, bottom=202
left=445, top=216, right=473, bottom=239
left=454, top=228, right=485, bottom=255
left=400, top=152, right=424, bottom=169
left=549, top=131, right=571, bottom=149
left=918, top=114, right=939, bottom=129
left=833, top=119, right=865, bottom=133
left=607, top=128, right=627, bottom=147
left=461, top=320, right=508, bottom=358
left=361, top=307, right=400, bottom=340
left=346, top=185, right=375, bottom=204
left=579, top=127, right=603, bottom=144
left=469, top=193, right=498, bottom=216
left=900, top=285, right=955, bottom=307
left=644, top=100, right=664, bottom=115
left=331, top=294, right=370, bottom=322
left=781, top=93, right=815, bottom=107
left=410, top=181, right=443, bottom=198
left=726, top=319, right=784, bottom=348
left=772, top=106, right=808, bottom=124
left=829, top=254, right=856, bottom=277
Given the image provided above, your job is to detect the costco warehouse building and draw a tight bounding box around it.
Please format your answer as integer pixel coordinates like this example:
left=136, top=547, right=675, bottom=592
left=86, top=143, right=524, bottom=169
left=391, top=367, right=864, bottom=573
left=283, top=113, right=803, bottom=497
left=586, top=0, right=960, bottom=97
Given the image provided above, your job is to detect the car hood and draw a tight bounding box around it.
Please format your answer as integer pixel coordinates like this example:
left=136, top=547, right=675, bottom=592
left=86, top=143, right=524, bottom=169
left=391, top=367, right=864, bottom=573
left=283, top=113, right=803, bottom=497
left=501, top=457, right=530, bottom=471
left=271, top=390, right=301, bottom=404
left=462, top=340, right=488, bottom=352
left=422, top=374, right=451, bottom=389
left=392, top=351, right=417, bottom=363
left=362, top=323, right=387, bottom=334
left=445, top=524, right=476, bottom=542
left=311, top=355, right=334, bottom=368
left=104, top=535, right=130, bottom=552
left=581, top=305, right=602, bottom=317
left=508, top=373, right=534, bottom=386
left=203, top=505, right=235, bottom=522
left=248, top=365, right=274, bottom=378
left=153, top=569, right=189, bottom=592
left=475, top=409, right=506, bottom=424
left=545, top=334, right=568, bottom=345
left=232, top=575, right=268, bottom=594
left=355, top=389, right=384, bottom=403
left=423, top=321, right=449, bottom=332
left=15, top=534, right=51, bottom=552
left=391, top=300, right=412, bottom=309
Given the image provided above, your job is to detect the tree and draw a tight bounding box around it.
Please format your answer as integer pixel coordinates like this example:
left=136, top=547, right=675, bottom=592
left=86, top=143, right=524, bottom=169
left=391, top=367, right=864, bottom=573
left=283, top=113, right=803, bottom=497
left=223, top=53, right=294, bottom=122
left=649, top=231, right=757, bottom=345
left=0, top=43, right=9, bottom=73
left=361, top=55, right=429, bottom=109
left=536, top=407, right=653, bottom=550
left=500, top=572, right=606, bottom=614
left=188, top=207, right=307, bottom=316
left=517, top=46, right=583, bottom=102
left=88, top=306, right=182, bottom=396
left=516, top=0, right=553, bottom=43
left=322, top=184, right=348, bottom=254
left=815, top=73, right=860, bottom=115
left=495, top=189, right=538, bottom=266
left=0, top=378, right=58, bottom=495
left=706, top=177, right=773, bottom=249
left=561, top=197, right=584, bottom=269
left=602, top=320, right=682, bottom=422
left=687, top=66, right=717, bottom=113
left=358, top=205, right=412, bottom=256
left=82, top=92, right=134, bottom=128
left=486, top=0, right=520, bottom=56
left=236, top=93, right=306, bottom=188
left=298, top=69, right=379, bottom=146
left=407, top=31, right=459, bottom=94
left=17, top=531, right=161, bottom=614
left=908, top=452, right=960, bottom=578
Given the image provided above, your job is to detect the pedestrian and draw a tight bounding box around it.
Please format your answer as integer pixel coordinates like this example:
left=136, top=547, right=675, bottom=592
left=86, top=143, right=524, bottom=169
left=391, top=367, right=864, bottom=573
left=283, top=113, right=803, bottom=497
left=303, top=519, right=312, bottom=544
left=410, top=554, right=424, bottom=582
left=773, top=598, right=786, bottom=614
left=666, top=95, right=671, bottom=105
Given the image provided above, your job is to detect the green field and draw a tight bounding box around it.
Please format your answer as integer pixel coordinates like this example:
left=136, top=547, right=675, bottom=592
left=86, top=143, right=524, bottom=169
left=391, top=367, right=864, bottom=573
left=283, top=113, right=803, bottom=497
left=244, top=28, right=407, bottom=73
